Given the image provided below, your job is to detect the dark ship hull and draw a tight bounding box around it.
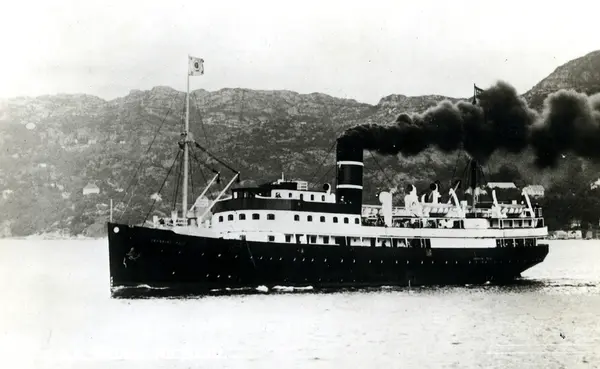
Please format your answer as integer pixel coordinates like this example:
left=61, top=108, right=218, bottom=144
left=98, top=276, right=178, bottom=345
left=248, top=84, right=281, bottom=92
left=108, top=222, right=550, bottom=297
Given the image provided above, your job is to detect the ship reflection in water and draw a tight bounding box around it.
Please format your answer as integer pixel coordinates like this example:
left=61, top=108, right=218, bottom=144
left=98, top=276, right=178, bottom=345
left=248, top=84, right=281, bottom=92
left=1, top=239, right=599, bottom=369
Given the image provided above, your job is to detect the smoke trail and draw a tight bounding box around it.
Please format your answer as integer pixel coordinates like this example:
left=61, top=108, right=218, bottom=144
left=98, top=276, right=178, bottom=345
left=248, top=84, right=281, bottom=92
left=341, top=81, right=600, bottom=168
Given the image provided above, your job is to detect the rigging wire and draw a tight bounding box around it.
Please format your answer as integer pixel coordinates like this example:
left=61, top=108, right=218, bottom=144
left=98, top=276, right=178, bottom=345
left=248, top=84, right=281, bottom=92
left=189, top=145, right=209, bottom=188
left=189, top=147, right=219, bottom=177
left=193, top=142, right=239, bottom=175
left=192, top=98, right=212, bottom=149
left=142, top=149, right=181, bottom=224
left=172, top=152, right=184, bottom=211
left=307, top=140, right=337, bottom=188
left=450, top=150, right=463, bottom=188
left=189, top=148, right=195, bottom=204
left=368, top=151, right=395, bottom=190
left=117, top=91, right=183, bottom=221
left=313, top=165, right=336, bottom=188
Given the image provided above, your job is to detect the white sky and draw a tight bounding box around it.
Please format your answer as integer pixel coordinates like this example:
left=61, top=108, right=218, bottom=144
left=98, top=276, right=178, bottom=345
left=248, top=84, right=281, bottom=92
left=1, top=0, right=598, bottom=104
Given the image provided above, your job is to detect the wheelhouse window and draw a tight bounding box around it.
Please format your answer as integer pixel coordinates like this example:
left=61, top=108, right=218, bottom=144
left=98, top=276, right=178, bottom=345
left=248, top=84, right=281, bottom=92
left=228, top=214, right=234, bottom=221
left=294, top=215, right=300, bottom=221
left=320, top=216, right=325, bottom=222
left=239, top=214, right=246, bottom=220
left=333, top=217, right=338, bottom=223
left=267, top=213, right=275, bottom=220
left=307, top=215, right=313, bottom=222
left=252, top=213, right=260, bottom=220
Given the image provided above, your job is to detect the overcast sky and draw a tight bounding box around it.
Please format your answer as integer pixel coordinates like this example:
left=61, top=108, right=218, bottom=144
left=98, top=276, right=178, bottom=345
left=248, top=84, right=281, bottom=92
left=1, top=0, right=598, bottom=104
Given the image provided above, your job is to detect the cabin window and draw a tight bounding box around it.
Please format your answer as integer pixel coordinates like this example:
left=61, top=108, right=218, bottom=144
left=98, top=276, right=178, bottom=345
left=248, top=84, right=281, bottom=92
left=268, top=235, right=275, bottom=242
left=252, top=213, right=260, bottom=220
left=516, top=238, right=525, bottom=247
left=323, top=236, right=329, bottom=244
left=307, top=215, right=313, bottom=222
left=218, top=216, right=223, bottom=222
left=310, top=194, right=314, bottom=201
left=285, top=235, right=292, bottom=242
left=228, top=214, right=234, bottom=221
left=239, top=214, right=246, bottom=220
left=310, top=235, right=317, bottom=243
left=321, top=195, right=325, bottom=201
left=294, top=215, right=300, bottom=221
left=275, top=192, right=281, bottom=198
left=355, top=218, right=360, bottom=224
left=289, top=193, right=292, bottom=198
left=333, top=217, right=338, bottom=223
left=300, top=194, right=304, bottom=201
left=344, top=217, right=349, bottom=224
left=320, top=216, right=325, bottom=222
left=267, top=213, right=275, bottom=220
left=392, top=239, right=398, bottom=248
left=336, top=237, right=347, bottom=246
left=370, top=238, right=376, bottom=247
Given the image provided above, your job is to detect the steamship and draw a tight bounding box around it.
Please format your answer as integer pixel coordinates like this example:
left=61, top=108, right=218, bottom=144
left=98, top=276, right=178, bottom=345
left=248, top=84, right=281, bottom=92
left=107, top=62, right=549, bottom=297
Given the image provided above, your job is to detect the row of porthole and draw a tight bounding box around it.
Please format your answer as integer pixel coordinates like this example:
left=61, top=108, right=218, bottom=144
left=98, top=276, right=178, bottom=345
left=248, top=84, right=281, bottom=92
left=195, top=255, right=535, bottom=264
left=216, top=213, right=361, bottom=224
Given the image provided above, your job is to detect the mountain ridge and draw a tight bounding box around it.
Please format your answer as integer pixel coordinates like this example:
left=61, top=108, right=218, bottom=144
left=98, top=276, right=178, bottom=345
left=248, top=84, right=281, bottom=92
left=1, top=49, right=599, bottom=237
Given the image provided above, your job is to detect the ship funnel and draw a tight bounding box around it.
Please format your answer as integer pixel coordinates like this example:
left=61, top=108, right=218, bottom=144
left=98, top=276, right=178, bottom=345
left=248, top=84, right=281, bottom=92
left=335, top=136, right=363, bottom=213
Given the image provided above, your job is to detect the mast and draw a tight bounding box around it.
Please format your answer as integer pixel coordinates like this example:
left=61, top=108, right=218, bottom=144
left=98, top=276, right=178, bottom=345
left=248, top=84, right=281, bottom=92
left=182, top=61, right=190, bottom=218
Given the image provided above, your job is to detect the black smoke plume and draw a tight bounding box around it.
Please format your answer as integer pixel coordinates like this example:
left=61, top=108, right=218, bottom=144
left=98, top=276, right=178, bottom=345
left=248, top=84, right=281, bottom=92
left=341, top=81, right=600, bottom=168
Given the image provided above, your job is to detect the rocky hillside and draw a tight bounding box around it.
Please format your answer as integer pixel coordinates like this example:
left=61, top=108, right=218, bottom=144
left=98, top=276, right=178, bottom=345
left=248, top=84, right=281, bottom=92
left=524, top=50, right=600, bottom=109
left=1, top=50, right=599, bottom=237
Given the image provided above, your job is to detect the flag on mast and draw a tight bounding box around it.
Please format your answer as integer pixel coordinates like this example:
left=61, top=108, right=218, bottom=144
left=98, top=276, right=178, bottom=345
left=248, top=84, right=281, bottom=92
left=189, top=56, right=204, bottom=76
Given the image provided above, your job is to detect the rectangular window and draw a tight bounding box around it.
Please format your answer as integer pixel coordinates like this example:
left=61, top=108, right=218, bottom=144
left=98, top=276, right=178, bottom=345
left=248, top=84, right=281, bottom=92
left=323, top=236, right=329, bottom=244
left=268, top=235, right=275, bottom=242
left=239, top=214, right=246, bottom=220
left=252, top=213, right=260, bottom=220
left=344, top=217, right=349, bottom=224
left=320, top=216, right=325, bottom=222
left=307, top=215, right=313, bottom=222
left=311, top=235, right=317, bottom=243
left=294, top=215, right=300, bottom=221
left=333, top=217, right=338, bottom=223
left=267, top=213, right=275, bottom=220
left=285, top=235, right=292, bottom=242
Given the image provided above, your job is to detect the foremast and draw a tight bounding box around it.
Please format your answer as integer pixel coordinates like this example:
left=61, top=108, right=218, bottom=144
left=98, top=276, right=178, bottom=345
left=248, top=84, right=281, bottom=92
left=183, top=55, right=205, bottom=218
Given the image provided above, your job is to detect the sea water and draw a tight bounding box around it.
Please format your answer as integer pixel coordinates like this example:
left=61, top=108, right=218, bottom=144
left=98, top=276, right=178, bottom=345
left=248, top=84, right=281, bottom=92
left=0, top=239, right=599, bottom=369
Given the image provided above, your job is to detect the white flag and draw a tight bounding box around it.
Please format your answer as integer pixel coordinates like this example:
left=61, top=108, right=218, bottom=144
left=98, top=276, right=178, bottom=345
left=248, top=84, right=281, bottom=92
left=189, top=56, right=204, bottom=76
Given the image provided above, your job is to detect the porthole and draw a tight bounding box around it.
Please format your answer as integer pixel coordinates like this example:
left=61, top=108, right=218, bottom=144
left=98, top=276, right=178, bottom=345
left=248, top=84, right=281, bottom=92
left=113, top=226, right=119, bottom=233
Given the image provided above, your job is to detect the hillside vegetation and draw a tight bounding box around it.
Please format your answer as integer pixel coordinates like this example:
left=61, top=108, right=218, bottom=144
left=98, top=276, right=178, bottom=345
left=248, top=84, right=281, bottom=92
left=2, top=51, right=600, bottom=236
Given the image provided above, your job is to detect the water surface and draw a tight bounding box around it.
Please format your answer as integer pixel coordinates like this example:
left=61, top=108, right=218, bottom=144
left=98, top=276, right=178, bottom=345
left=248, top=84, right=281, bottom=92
left=1, top=239, right=598, bottom=368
